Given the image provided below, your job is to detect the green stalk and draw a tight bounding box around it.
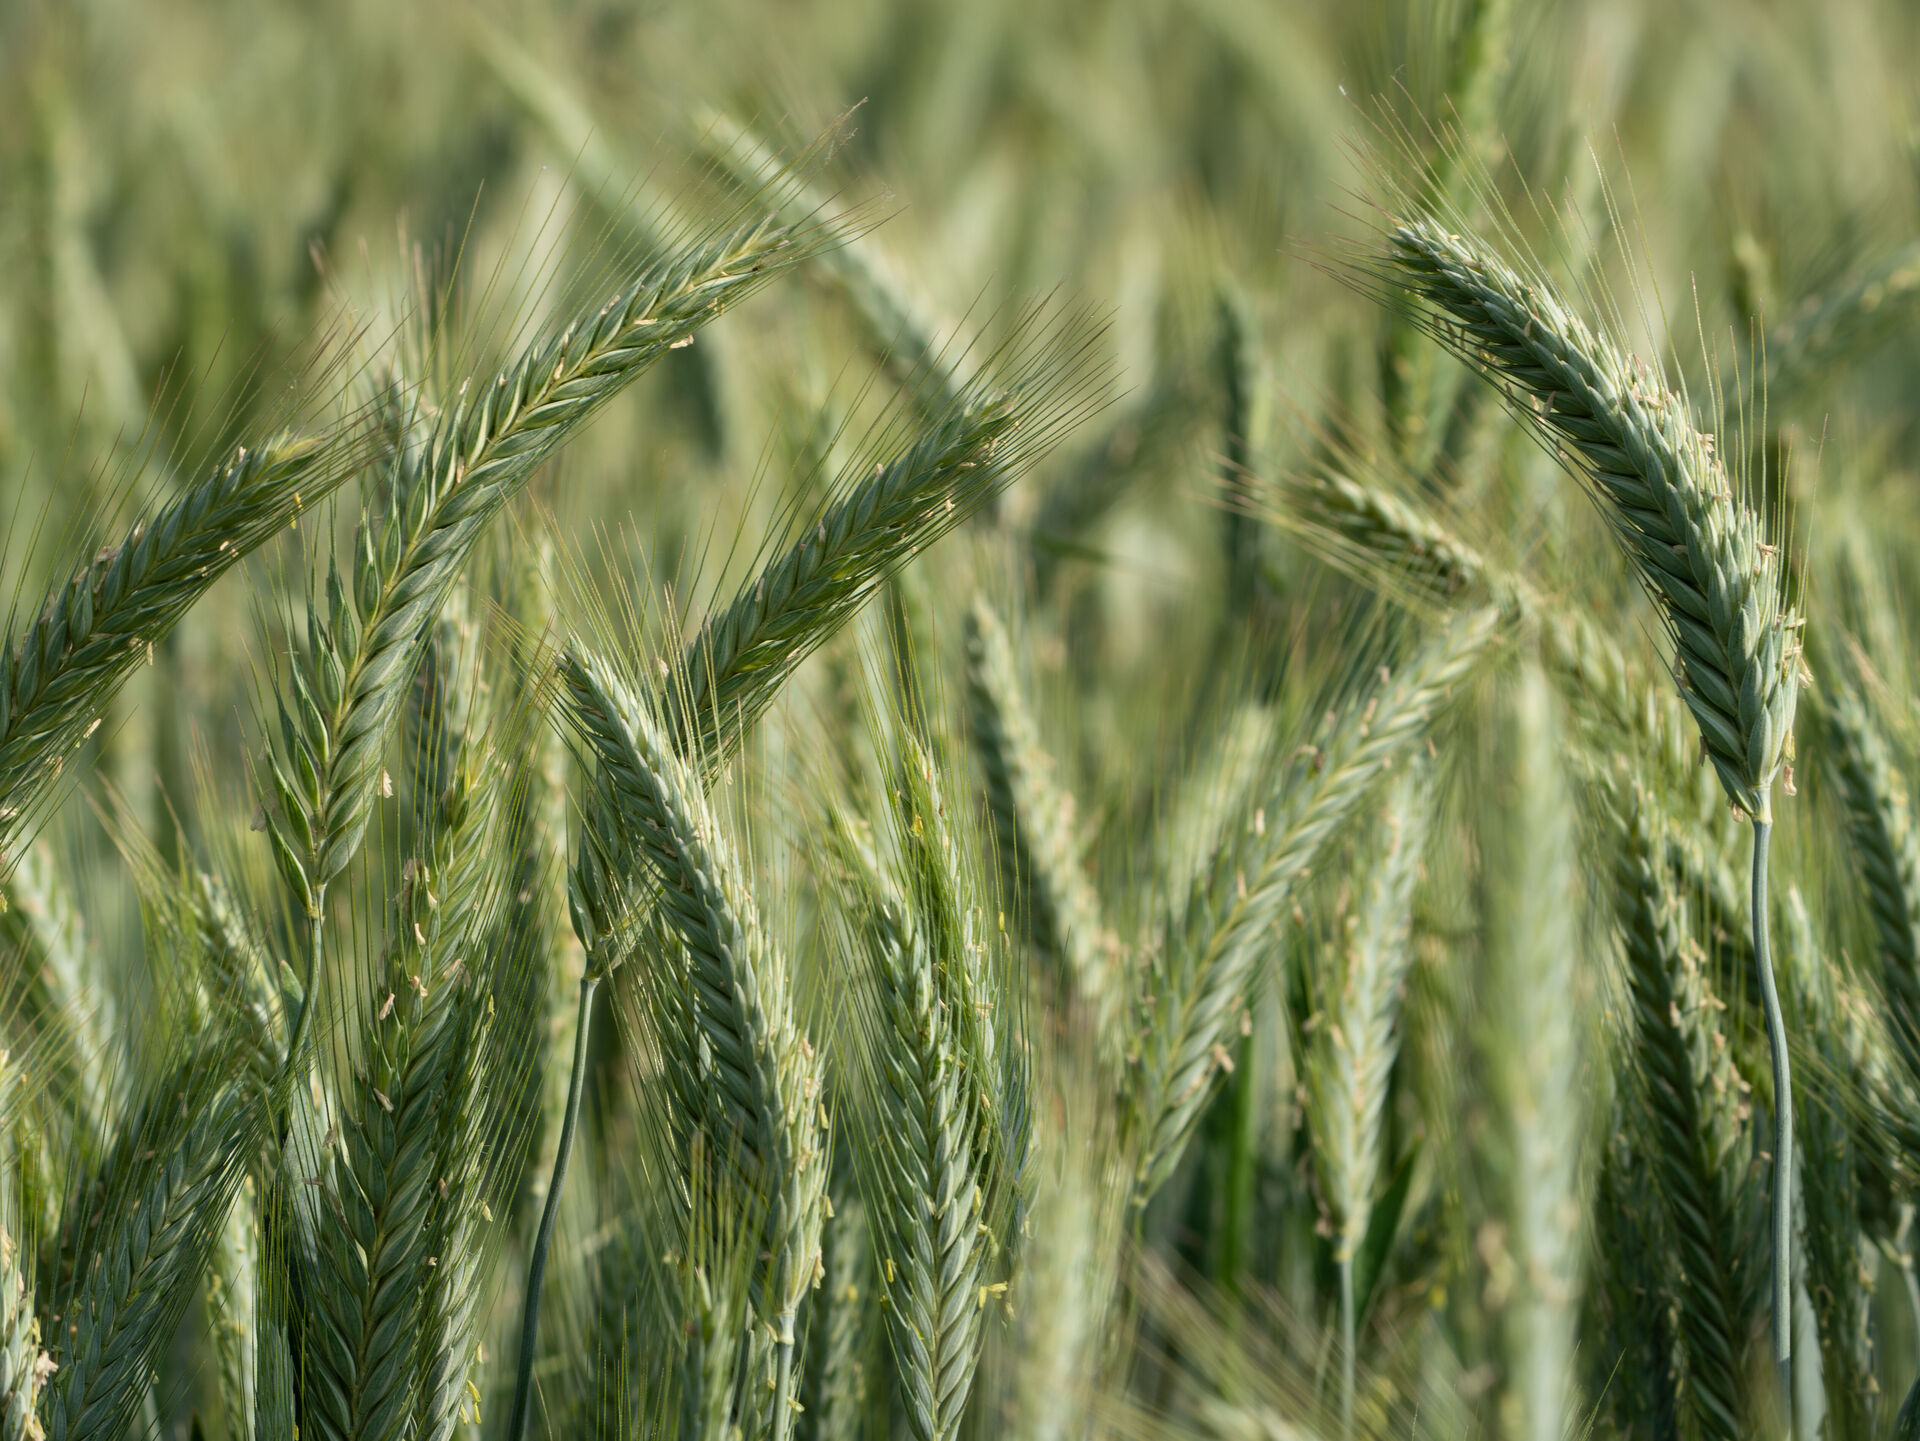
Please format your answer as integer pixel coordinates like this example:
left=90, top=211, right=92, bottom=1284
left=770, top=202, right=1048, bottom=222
left=771, top=1331, right=795, bottom=1441
left=509, top=974, right=598, bottom=1441
left=1751, top=818, right=1792, bottom=1423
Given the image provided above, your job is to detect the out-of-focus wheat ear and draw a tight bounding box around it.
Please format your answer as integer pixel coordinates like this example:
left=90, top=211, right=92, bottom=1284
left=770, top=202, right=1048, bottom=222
left=669, top=309, right=1107, bottom=769
left=1300, top=762, right=1429, bottom=1436
left=500, top=536, right=586, bottom=1221
left=1759, top=239, right=1920, bottom=410
left=1822, top=683, right=1920, bottom=1085
left=1591, top=1124, right=1685, bottom=1438
left=997, top=1083, right=1129, bottom=1441
left=797, top=1187, right=874, bottom=1441
left=0, top=1221, right=47, bottom=1441
left=884, top=563, right=945, bottom=746
left=694, top=107, right=976, bottom=414
left=560, top=648, right=825, bottom=1441
left=40, top=1044, right=256, bottom=1441
left=0, top=839, right=107, bottom=1127
left=964, top=595, right=1115, bottom=1049
left=1476, top=666, right=1582, bottom=1441
left=1214, top=281, right=1273, bottom=615
left=205, top=1179, right=259, bottom=1441
left=1776, top=887, right=1872, bottom=1435
left=262, top=194, right=836, bottom=1083
left=1606, top=781, right=1762, bottom=1441
left=1128, top=605, right=1499, bottom=1204
left=0, top=432, right=350, bottom=847
left=1156, top=704, right=1278, bottom=920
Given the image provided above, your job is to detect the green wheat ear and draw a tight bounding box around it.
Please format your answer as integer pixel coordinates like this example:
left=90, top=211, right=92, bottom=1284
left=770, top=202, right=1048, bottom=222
left=1382, top=219, right=1803, bottom=821
left=0, top=433, right=350, bottom=847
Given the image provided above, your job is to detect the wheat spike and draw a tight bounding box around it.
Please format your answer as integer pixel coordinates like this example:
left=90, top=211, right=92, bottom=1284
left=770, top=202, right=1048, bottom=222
left=297, top=604, right=512, bottom=1441
left=1385, top=211, right=1804, bottom=1391
left=41, top=1057, right=254, bottom=1441
left=1477, top=666, right=1582, bottom=1441
left=260, top=204, right=832, bottom=1088
left=797, top=1187, right=873, bottom=1441
left=823, top=747, right=1021, bottom=1441
left=1607, top=782, right=1762, bottom=1441
left=1301, top=762, right=1429, bottom=1433
left=669, top=316, right=1105, bottom=768
left=562, top=647, right=825, bottom=1438
left=1823, top=683, right=1920, bottom=1084
left=205, top=1181, right=259, bottom=1441
left=0, top=841, right=107, bottom=1129
left=1384, top=218, right=1801, bottom=820
left=0, top=434, right=345, bottom=844
left=964, top=595, right=1114, bottom=1045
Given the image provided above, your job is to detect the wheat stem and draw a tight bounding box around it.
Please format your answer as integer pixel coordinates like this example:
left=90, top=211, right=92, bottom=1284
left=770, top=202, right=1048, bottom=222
left=507, top=973, right=596, bottom=1441
left=1750, top=818, right=1791, bottom=1422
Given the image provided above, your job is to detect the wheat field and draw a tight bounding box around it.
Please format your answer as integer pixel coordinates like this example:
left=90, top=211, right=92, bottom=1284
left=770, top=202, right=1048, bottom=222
left=5, top=1, right=1920, bottom=1438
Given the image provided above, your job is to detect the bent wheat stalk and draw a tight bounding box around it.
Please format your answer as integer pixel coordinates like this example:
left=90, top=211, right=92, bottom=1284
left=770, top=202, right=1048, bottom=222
left=1383, top=215, right=1804, bottom=1400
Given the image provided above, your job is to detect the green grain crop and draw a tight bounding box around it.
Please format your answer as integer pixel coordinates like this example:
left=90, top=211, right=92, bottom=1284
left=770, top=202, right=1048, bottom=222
left=7, top=5, right=1920, bottom=1438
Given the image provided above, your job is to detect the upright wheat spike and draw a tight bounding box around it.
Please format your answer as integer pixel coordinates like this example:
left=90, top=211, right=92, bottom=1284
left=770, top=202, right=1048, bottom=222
left=1478, top=667, right=1582, bottom=1441
left=297, top=601, right=513, bottom=1441
left=263, top=205, right=827, bottom=1090
left=0, top=433, right=344, bottom=845
left=823, top=746, right=1022, bottom=1441
left=206, top=1183, right=259, bottom=1441
left=669, top=316, right=1105, bottom=768
left=1129, top=605, right=1497, bottom=1202
left=1608, top=781, right=1762, bottom=1441
left=560, top=649, right=825, bottom=1441
left=1823, top=684, right=1920, bottom=1082
left=1384, top=214, right=1804, bottom=1400
left=0, top=1222, right=46, bottom=1441
left=964, top=596, right=1114, bottom=1045
left=1215, top=281, right=1273, bottom=613
left=797, top=1187, right=873, bottom=1441
left=1301, top=763, right=1429, bottom=1437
